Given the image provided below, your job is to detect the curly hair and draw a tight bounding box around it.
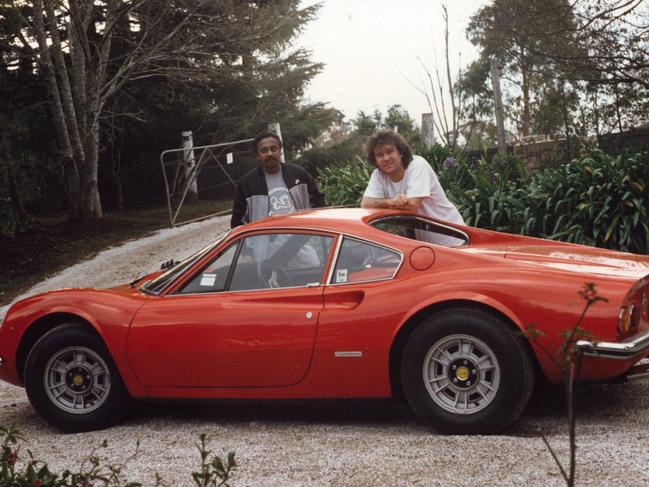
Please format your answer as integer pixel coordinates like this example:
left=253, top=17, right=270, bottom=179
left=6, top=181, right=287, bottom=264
left=364, top=129, right=413, bottom=168
left=252, top=131, right=283, bottom=154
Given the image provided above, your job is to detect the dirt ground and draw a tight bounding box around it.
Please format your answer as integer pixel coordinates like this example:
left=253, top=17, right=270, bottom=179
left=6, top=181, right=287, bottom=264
left=2, top=215, right=649, bottom=486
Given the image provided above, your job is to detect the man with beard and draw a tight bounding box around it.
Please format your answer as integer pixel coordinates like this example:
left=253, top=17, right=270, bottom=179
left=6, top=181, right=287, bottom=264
left=230, top=131, right=325, bottom=228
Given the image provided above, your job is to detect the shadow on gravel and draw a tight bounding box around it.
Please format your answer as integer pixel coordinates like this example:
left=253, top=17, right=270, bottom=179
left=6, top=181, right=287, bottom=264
left=515, top=379, right=649, bottom=436
left=125, top=380, right=649, bottom=434
left=126, top=398, right=419, bottom=428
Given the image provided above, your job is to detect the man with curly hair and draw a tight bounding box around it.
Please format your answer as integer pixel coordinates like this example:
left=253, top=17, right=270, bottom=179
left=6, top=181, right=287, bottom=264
left=361, top=129, right=464, bottom=226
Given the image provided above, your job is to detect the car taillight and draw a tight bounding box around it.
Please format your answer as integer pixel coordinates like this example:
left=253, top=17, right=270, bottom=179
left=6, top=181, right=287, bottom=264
left=618, top=304, right=640, bottom=337
left=631, top=303, right=640, bottom=330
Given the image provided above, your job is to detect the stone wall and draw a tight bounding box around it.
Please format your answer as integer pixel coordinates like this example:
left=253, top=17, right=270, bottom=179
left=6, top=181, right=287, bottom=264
left=597, top=128, right=649, bottom=155
left=465, top=128, right=649, bottom=172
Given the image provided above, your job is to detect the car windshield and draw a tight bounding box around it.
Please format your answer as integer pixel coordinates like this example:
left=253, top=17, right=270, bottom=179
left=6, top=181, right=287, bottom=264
left=141, top=231, right=230, bottom=294
left=370, top=215, right=468, bottom=247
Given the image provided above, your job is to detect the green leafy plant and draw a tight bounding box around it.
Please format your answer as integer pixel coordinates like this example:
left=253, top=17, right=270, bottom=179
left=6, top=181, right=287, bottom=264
left=0, top=425, right=143, bottom=486
left=319, top=148, right=649, bottom=254
left=0, top=427, right=236, bottom=487
left=192, top=434, right=236, bottom=487
left=317, top=155, right=372, bottom=207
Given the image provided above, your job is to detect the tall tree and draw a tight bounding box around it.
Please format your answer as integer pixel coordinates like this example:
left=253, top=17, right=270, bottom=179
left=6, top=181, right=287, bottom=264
left=465, top=0, right=648, bottom=140
left=467, top=0, right=581, bottom=138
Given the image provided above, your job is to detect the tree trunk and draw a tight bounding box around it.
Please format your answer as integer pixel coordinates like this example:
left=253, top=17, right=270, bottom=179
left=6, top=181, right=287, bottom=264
left=32, top=0, right=87, bottom=221
left=81, top=119, right=103, bottom=219
left=614, top=83, right=624, bottom=134
left=560, top=80, right=572, bottom=161
left=520, top=47, right=531, bottom=137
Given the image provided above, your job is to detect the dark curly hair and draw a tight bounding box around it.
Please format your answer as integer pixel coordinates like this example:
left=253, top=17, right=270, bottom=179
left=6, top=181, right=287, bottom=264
left=252, top=131, right=283, bottom=154
left=364, top=129, right=413, bottom=168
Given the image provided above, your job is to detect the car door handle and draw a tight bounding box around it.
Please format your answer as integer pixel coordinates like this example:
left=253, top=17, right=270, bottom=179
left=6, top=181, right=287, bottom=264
left=324, top=290, right=365, bottom=310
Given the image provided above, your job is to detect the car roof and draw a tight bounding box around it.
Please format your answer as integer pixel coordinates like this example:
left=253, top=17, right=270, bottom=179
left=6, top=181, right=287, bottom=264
left=232, top=208, right=389, bottom=234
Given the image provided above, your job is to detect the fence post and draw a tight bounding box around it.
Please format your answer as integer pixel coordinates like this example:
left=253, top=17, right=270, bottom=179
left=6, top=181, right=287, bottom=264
left=421, top=113, right=435, bottom=147
left=181, top=131, right=198, bottom=199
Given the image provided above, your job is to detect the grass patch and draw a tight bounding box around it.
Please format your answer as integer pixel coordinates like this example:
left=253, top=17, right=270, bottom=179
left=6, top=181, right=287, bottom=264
left=0, top=201, right=231, bottom=306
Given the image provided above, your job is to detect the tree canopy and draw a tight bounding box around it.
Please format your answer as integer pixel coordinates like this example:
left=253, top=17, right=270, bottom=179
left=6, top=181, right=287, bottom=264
left=0, top=0, right=334, bottom=222
left=459, top=0, right=648, bottom=144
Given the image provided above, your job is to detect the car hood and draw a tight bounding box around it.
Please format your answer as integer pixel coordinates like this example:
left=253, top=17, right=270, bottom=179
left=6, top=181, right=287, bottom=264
left=467, top=243, right=649, bottom=279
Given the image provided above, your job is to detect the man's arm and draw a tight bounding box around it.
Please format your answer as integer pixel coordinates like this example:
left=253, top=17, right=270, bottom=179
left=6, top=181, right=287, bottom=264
left=404, top=196, right=423, bottom=211
left=361, top=194, right=422, bottom=210
left=230, top=184, right=247, bottom=228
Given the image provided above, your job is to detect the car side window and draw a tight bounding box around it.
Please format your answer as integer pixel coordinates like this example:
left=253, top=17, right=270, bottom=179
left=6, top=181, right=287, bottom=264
left=230, top=233, right=334, bottom=291
left=176, top=233, right=334, bottom=294
left=177, top=243, right=238, bottom=294
left=331, top=237, right=401, bottom=284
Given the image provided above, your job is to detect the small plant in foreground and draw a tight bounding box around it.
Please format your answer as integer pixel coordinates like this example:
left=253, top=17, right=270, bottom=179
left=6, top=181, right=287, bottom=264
left=191, top=434, right=236, bottom=487
left=1, top=424, right=144, bottom=486
left=0, top=426, right=236, bottom=487
left=525, top=282, right=608, bottom=487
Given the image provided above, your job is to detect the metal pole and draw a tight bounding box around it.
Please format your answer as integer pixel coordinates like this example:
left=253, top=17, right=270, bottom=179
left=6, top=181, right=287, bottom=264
left=490, top=58, right=507, bottom=156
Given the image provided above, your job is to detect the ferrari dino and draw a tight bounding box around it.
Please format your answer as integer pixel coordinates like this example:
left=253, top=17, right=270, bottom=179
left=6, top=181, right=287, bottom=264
left=1, top=208, right=649, bottom=433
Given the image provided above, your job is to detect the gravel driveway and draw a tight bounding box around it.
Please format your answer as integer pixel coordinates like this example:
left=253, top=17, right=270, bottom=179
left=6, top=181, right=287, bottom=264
left=2, top=215, right=649, bottom=486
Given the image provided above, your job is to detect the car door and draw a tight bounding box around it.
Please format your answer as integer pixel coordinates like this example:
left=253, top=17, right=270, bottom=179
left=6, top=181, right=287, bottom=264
left=318, top=236, right=405, bottom=387
left=127, top=232, right=335, bottom=388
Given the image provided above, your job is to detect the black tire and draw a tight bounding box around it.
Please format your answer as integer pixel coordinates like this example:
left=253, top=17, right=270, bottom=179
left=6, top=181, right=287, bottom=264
left=401, top=308, right=534, bottom=434
left=24, top=323, right=131, bottom=432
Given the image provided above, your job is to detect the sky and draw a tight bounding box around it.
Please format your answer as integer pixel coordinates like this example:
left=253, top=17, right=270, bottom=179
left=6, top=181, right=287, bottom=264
left=297, top=0, right=488, bottom=126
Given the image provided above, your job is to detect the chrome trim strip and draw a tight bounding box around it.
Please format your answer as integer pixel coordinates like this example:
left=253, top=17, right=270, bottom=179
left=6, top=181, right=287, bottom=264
left=326, top=235, right=344, bottom=285
left=334, top=351, right=363, bottom=358
left=575, top=329, right=649, bottom=359
left=166, top=282, right=322, bottom=297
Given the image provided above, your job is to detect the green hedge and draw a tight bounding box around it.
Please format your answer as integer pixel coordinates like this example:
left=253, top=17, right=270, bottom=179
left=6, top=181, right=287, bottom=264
left=318, top=149, right=649, bottom=254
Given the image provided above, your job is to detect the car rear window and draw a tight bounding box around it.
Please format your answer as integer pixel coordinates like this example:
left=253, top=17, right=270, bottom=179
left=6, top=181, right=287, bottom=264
left=370, top=215, right=468, bottom=247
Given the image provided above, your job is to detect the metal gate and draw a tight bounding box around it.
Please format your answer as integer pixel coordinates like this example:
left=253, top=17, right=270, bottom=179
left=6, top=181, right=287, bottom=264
left=160, top=136, right=256, bottom=226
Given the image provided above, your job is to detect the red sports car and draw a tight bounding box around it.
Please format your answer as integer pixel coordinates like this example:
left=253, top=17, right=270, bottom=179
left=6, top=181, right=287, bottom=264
left=1, top=208, right=649, bottom=433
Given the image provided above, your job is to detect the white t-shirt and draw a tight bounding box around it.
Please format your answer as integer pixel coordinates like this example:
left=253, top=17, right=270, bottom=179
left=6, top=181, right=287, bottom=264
left=363, top=155, right=465, bottom=225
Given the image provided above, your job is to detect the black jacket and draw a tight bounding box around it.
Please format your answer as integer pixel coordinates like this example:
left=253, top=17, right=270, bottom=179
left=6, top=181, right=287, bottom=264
left=230, top=163, right=325, bottom=228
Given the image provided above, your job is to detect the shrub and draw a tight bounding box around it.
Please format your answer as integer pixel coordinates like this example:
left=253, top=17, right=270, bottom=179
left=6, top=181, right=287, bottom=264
left=530, top=150, right=649, bottom=252
left=319, top=147, right=649, bottom=254
left=318, top=156, right=372, bottom=207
